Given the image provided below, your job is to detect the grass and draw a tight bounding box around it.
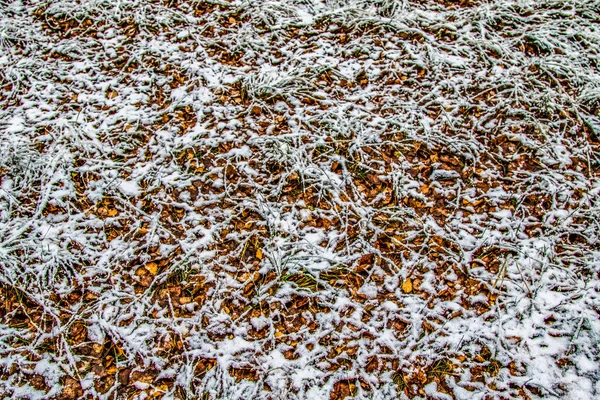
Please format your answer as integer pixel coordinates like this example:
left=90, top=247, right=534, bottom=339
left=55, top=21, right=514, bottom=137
left=391, top=370, right=407, bottom=392
left=281, top=269, right=320, bottom=292
left=427, top=358, right=456, bottom=378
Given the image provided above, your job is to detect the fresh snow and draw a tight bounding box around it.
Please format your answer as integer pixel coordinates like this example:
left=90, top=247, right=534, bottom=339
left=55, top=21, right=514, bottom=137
left=1, top=0, right=600, bottom=399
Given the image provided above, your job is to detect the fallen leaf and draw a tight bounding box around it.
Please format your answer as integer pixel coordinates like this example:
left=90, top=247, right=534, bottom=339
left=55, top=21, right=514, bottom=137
left=146, top=262, right=158, bottom=275
left=402, top=278, right=413, bottom=293
left=256, top=248, right=263, bottom=260
left=151, top=384, right=169, bottom=397
left=118, top=368, right=131, bottom=385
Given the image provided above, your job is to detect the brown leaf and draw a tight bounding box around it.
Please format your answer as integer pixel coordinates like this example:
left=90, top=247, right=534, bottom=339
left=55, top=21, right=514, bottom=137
left=92, top=364, right=107, bottom=378
left=179, top=297, right=191, bottom=305
left=140, top=275, right=153, bottom=287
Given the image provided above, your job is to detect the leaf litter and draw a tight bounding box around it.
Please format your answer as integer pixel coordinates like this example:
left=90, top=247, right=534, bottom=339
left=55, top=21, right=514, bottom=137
left=1, top=0, right=599, bottom=399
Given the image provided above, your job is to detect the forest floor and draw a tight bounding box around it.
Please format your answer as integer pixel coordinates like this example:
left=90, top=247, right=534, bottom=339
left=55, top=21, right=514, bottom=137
left=1, top=0, right=600, bottom=399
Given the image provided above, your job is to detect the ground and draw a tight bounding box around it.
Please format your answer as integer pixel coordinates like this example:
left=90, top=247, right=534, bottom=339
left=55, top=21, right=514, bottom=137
left=0, top=0, right=599, bottom=399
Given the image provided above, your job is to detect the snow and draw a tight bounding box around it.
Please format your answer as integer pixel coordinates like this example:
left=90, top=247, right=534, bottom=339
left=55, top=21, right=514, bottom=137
left=1, top=0, right=600, bottom=399
left=134, top=381, right=150, bottom=390
left=430, top=169, right=460, bottom=181
left=118, top=179, right=141, bottom=197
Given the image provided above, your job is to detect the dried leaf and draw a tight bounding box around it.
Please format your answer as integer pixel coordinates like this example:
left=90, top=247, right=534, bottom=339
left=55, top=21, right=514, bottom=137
left=146, top=262, right=158, bottom=275
left=402, top=278, right=413, bottom=294
left=256, top=248, right=263, bottom=260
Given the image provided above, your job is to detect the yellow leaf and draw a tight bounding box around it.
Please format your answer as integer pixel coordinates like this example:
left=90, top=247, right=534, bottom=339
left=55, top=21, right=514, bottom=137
left=146, top=262, right=158, bottom=275
left=107, top=208, right=118, bottom=217
left=402, top=278, right=413, bottom=294
left=256, top=248, right=263, bottom=260
left=152, top=384, right=169, bottom=395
